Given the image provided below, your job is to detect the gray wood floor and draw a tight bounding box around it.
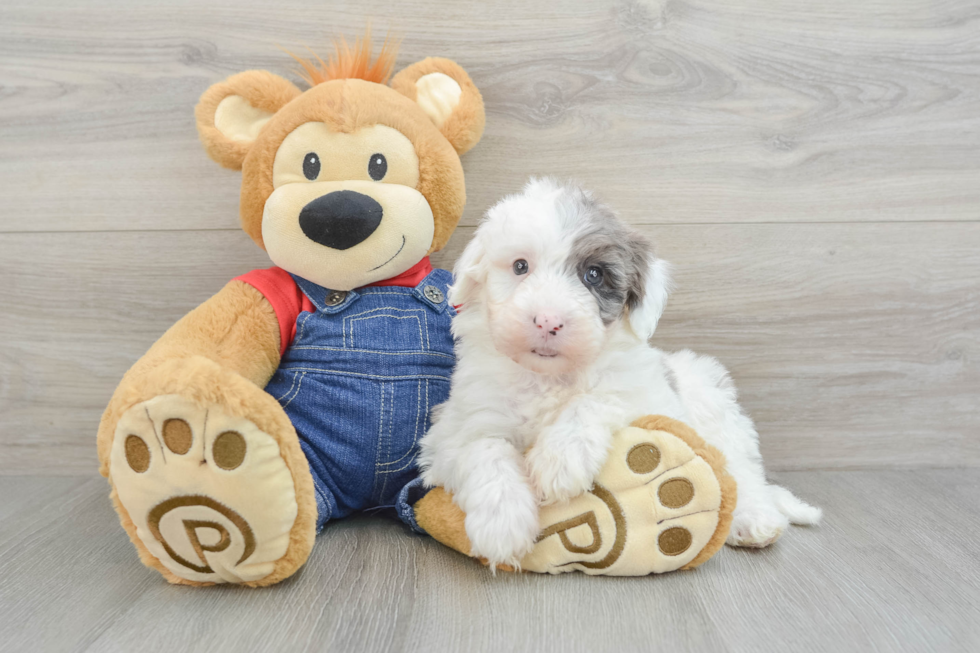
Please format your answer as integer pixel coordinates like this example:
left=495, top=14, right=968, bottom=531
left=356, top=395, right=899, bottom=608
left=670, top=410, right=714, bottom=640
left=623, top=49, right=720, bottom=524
left=1, top=471, right=978, bottom=652
left=2, top=0, right=979, bottom=651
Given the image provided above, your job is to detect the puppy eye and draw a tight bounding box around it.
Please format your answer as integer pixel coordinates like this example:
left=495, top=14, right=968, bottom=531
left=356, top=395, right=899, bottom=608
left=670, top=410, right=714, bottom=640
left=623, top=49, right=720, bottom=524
left=368, top=153, right=387, bottom=181
left=513, top=259, right=529, bottom=275
left=584, top=266, right=603, bottom=286
left=303, top=152, right=320, bottom=180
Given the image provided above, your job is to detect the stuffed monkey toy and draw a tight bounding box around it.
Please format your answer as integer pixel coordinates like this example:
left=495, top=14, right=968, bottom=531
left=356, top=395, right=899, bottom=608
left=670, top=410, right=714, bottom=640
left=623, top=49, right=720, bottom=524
left=98, top=34, right=734, bottom=586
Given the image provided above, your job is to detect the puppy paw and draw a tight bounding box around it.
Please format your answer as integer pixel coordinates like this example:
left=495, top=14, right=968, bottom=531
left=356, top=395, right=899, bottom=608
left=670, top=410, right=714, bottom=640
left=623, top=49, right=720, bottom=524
left=464, top=499, right=539, bottom=570
left=727, top=505, right=789, bottom=548
left=526, top=443, right=596, bottom=505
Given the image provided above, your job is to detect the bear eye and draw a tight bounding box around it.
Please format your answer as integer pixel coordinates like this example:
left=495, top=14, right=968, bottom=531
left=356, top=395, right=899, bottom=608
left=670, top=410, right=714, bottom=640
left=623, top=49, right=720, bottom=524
left=368, top=153, right=387, bottom=181
left=303, top=152, right=320, bottom=180
left=584, top=266, right=603, bottom=286
left=513, top=259, right=529, bottom=275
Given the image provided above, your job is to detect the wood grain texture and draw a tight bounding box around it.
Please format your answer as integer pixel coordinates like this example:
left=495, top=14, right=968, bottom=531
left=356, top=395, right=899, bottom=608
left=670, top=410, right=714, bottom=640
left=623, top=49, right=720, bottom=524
left=1, top=2, right=979, bottom=473
left=2, top=3, right=978, bottom=652
left=1, top=0, right=979, bottom=234
left=1, top=221, right=978, bottom=474
left=0, top=471, right=977, bottom=652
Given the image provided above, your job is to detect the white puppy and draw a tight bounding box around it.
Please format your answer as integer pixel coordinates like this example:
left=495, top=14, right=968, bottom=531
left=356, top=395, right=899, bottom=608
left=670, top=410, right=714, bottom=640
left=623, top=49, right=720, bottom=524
left=419, top=179, right=822, bottom=569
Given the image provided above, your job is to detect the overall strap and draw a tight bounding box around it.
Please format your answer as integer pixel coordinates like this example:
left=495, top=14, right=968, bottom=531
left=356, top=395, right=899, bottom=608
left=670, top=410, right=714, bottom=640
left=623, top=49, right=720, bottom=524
left=290, top=274, right=361, bottom=314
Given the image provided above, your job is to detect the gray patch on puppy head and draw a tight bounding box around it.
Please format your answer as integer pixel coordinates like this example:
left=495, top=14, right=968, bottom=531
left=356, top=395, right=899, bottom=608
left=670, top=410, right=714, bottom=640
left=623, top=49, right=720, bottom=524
left=560, top=184, right=655, bottom=325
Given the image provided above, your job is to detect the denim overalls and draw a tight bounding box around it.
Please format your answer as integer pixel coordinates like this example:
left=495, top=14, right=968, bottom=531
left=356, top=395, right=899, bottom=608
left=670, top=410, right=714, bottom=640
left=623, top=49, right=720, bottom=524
left=263, top=269, right=455, bottom=532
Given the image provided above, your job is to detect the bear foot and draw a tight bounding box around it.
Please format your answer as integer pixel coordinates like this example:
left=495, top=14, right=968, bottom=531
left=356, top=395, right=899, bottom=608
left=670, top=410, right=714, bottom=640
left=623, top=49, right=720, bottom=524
left=416, top=415, right=736, bottom=576
left=109, top=394, right=310, bottom=585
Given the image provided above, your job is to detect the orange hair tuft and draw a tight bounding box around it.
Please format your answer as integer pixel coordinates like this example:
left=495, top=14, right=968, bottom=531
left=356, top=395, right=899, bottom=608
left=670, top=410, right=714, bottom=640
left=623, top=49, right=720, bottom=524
left=288, top=28, right=399, bottom=87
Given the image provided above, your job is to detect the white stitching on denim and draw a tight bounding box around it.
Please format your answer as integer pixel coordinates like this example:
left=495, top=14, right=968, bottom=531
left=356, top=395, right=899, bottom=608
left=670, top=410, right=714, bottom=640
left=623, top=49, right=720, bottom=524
left=343, top=307, right=426, bottom=349
left=378, top=378, right=437, bottom=475
left=378, top=383, right=386, bottom=463
left=372, top=382, right=387, bottom=499
left=350, top=314, right=424, bottom=351
left=273, top=370, right=300, bottom=402
left=378, top=379, right=422, bottom=469
left=346, top=306, right=425, bottom=315
left=382, top=451, right=419, bottom=475
left=341, top=307, right=381, bottom=347
left=387, top=383, right=395, bottom=458
left=378, top=384, right=409, bottom=468
left=385, top=383, right=394, bottom=472
left=273, top=368, right=451, bottom=380
left=288, top=346, right=454, bottom=360
left=413, top=378, right=421, bottom=451
left=379, top=382, right=397, bottom=497
left=387, top=379, right=431, bottom=473
left=341, top=307, right=388, bottom=348
left=295, top=310, right=315, bottom=345
left=281, top=372, right=307, bottom=409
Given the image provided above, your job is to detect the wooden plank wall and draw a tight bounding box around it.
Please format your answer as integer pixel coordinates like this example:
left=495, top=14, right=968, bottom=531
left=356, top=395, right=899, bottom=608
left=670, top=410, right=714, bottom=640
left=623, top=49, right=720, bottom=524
left=1, top=0, right=978, bottom=475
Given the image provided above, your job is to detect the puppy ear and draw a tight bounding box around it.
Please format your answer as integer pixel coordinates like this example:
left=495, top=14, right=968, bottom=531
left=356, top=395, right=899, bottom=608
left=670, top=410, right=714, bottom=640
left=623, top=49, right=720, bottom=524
left=391, top=58, right=485, bottom=155
left=449, top=232, right=487, bottom=307
left=195, top=70, right=302, bottom=170
left=627, top=256, right=672, bottom=341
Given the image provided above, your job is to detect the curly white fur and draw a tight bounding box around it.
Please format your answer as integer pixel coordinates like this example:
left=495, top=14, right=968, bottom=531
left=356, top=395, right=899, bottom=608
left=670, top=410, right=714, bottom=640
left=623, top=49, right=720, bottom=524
left=419, top=179, right=822, bottom=568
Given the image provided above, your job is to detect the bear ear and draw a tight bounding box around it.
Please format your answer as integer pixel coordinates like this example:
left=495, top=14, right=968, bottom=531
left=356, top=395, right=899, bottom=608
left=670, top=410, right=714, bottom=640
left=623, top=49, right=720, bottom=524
left=391, top=58, right=485, bottom=155
left=195, top=70, right=302, bottom=170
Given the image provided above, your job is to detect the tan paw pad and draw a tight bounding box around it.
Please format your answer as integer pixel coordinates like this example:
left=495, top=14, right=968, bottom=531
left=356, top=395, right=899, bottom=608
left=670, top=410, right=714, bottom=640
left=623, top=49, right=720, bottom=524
left=110, top=395, right=299, bottom=584
left=521, top=422, right=727, bottom=575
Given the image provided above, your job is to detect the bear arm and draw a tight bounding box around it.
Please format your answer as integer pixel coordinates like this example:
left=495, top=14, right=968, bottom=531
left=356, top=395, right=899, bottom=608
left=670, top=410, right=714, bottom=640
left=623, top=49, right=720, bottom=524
left=96, top=280, right=281, bottom=476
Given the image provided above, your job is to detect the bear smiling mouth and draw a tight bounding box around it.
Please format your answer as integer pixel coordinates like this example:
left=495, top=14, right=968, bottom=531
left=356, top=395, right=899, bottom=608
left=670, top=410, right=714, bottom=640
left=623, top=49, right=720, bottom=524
left=369, top=235, right=406, bottom=272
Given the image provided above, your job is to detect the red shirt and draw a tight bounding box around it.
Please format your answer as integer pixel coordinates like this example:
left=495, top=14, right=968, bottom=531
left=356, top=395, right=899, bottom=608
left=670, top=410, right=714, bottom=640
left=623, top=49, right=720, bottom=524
left=236, top=258, right=434, bottom=357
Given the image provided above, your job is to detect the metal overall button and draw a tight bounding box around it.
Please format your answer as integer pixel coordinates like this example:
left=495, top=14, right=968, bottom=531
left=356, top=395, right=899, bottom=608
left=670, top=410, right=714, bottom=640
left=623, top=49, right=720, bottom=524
left=324, top=290, right=347, bottom=306
left=423, top=285, right=444, bottom=304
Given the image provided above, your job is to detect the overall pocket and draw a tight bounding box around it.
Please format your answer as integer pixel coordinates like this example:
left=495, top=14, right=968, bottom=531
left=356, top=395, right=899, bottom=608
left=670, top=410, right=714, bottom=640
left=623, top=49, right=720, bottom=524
left=373, top=376, right=451, bottom=501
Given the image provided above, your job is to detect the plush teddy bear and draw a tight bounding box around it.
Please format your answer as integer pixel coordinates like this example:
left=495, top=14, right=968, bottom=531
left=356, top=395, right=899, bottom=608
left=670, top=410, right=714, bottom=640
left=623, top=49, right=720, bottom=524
left=98, top=34, right=735, bottom=587
left=97, top=34, right=484, bottom=586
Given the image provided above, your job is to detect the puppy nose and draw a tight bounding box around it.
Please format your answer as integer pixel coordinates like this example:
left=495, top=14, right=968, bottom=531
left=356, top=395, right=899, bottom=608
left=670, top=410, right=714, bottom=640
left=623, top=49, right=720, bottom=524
left=533, top=313, right=564, bottom=336
left=299, top=190, right=383, bottom=250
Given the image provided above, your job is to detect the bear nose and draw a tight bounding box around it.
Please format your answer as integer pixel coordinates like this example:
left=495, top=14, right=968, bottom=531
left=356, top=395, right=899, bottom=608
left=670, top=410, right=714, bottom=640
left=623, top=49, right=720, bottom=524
left=299, top=190, right=383, bottom=250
